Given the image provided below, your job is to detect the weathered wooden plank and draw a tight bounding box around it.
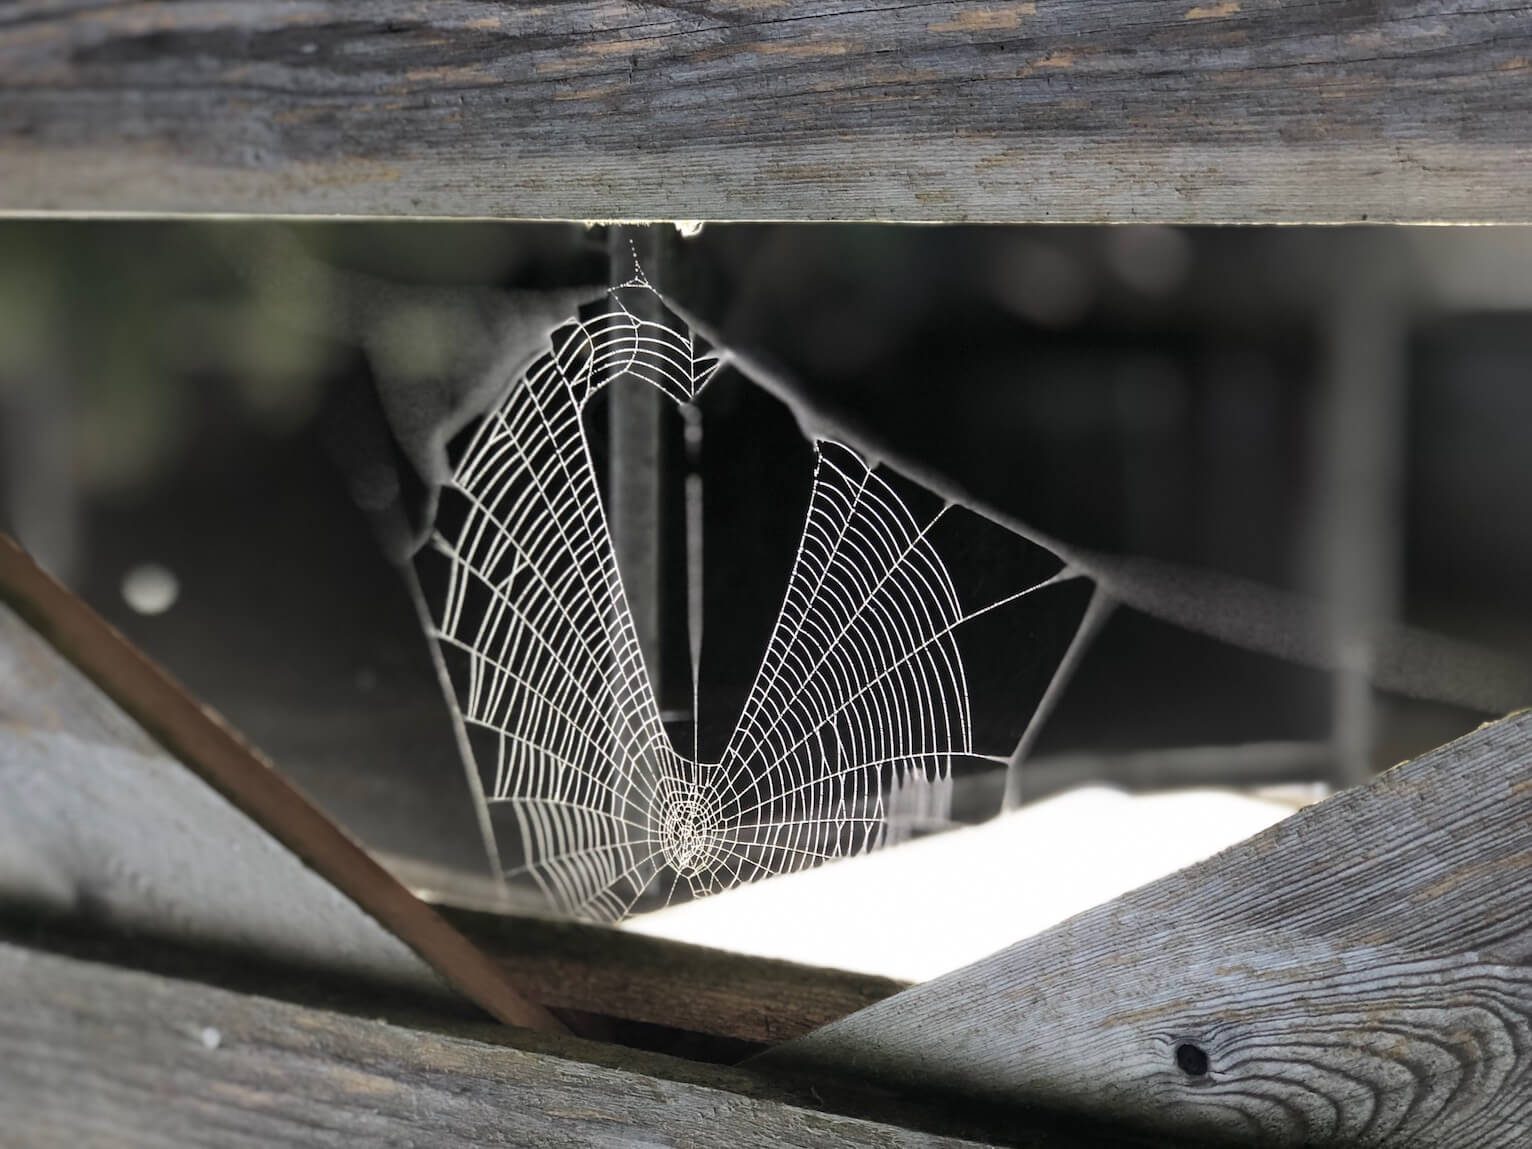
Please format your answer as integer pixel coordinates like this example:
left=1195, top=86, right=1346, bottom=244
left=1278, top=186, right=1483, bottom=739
left=0, top=940, right=1012, bottom=1149
left=3, top=1, right=1532, bottom=222
left=0, top=567, right=902, bottom=1048
left=762, top=711, right=1532, bottom=1146
left=0, top=533, right=560, bottom=1033
left=442, top=905, right=908, bottom=1045
left=0, top=593, right=456, bottom=993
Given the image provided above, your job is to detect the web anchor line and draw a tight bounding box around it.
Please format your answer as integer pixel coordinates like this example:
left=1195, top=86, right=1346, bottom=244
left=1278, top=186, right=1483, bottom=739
left=420, top=279, right=1073, bottom=922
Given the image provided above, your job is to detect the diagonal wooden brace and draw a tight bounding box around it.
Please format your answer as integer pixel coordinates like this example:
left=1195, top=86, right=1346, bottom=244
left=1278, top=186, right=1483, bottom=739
left=762, top=710, right=1532, bottom=1146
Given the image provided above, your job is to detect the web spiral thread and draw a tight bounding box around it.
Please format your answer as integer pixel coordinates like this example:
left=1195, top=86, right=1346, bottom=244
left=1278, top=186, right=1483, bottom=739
left=426, top=286, right=1020, bottom=921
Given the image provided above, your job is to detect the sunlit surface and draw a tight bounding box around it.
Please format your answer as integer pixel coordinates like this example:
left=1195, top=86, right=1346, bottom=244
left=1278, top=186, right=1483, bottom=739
left=627, top=786, right=1305, bottom=982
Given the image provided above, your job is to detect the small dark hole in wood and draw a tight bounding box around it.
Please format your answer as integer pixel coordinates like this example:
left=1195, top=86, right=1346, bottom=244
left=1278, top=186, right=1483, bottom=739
left=1175, top=1042, right=1209, bottom=1077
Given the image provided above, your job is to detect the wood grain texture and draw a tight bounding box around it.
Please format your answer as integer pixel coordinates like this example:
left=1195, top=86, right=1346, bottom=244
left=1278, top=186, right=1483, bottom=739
left=0, top=597, right=454, bottom=992
left=3, top=1, right=1532, bottom=222
left=0, top=940, right=1007, bottom=1149
left=442, top=905, right=908, bottom=1044
left=0, top=577, right=901, bottom=1048
left=0, top=534, right=561, bottom=1033
left=763, top=712, right=1532, bottom=1147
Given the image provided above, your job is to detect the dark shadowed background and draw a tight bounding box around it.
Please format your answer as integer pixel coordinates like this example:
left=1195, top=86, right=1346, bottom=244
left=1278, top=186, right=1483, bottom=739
left=1, top=221, right=1527, bottom=886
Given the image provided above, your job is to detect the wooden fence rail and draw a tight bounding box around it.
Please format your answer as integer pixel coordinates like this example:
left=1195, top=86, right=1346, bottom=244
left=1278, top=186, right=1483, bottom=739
left=765, top=711, right=1532, bottom=1148
left=3, top=1, right=1532, bottom=222
left=0, top=941, right=1024, bottom=1149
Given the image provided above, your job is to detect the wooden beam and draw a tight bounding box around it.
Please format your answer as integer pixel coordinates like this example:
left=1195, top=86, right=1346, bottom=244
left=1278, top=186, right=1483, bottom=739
left=442, top=905, right=908, bottom=1045
left=2, top=1, right=1531, bottom=223
left=0, top=570, right=902, bottom=1047
left=0, top=940, right=1014, bottom=1149
left=0, top=533, right=562, bottom=1033
left=762, top=712, right=1532, bottom=1147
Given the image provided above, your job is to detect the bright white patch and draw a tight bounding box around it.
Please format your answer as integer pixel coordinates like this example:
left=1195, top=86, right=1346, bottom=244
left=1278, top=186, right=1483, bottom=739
left=627, top=786, right=1296, bottom=981
left=199, top=1026, right=221, bottom=1050
left=121, top=563, right=180, bottom=616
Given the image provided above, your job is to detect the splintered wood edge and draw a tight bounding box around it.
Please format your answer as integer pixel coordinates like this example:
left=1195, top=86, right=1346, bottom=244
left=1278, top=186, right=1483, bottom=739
left=0, top=533, right=564, bottom=1034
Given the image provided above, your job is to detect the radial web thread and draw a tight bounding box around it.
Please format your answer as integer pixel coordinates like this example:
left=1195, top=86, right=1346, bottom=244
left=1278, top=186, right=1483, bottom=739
left=425, top=284, right=1058, bottom=921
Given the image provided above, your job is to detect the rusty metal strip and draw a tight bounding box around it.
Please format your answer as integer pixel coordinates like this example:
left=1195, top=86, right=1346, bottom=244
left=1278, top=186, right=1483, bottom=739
left=0, top=533, right=564, bottom=1034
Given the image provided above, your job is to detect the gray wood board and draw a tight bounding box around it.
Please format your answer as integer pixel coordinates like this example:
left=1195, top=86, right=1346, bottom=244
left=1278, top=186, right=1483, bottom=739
left=442, top=904, right=909, bottom=1044
left=3, top=1, right=1532, bottom=222
left=0, top=533, right=560, bottom=1031
left=0, top=940, right=1013, bottom=1149
left=761, top=711, right=1532, bottom=1147
left=0, top=595, right=902, bottom=1046
left=0, top=600, right=448, bottom=995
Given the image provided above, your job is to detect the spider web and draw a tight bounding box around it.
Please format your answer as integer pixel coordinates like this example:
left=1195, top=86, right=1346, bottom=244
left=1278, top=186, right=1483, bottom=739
left=421, top=279, right=1069, bottom=922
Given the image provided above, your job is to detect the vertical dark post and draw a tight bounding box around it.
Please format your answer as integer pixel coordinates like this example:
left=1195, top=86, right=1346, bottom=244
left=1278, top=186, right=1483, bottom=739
left=608, top=225, right=665, bottom=698
left=1318, top=289, right=1406, bottom=789
left=1, top=372, right=77, bottom=587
